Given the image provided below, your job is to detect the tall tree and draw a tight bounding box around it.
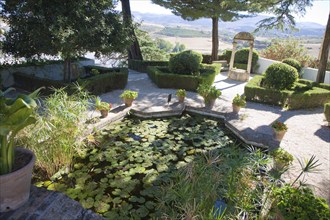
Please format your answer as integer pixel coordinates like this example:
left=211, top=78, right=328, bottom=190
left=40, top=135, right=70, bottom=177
left=316, top=13, right=330, bottom=83
left=121, top=0, right=143, bottom=60
left=1, top=0, right=131, bottom=81
left=152, top=0, right=252, bottom=61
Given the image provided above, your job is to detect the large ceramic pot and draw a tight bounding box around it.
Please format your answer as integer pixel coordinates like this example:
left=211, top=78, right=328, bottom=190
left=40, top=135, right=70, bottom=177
left=178, top=96, right=185, bottom=103
left=0, top=148, right=35, bottom=212
left=274, top=130, right=286, bottom=141
left=100, top=110, right=108, bottom=118
left=232, top=104, right=241, bottom=114
left=205, top=99, right=216, bottom=109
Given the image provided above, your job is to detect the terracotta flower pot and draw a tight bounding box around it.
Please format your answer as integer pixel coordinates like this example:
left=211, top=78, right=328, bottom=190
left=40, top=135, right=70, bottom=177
left=0, top=148, right=35, bottom=212
left=274, top=130, right=286, bottom=141
left=178, top=96, right=185, bottom=103
left=205, top=99, right=216, bottom=109
left=100, top=110, right=108, bottom=118
left=124, top=98, right=134, bottom=107
left=232, top=104, right=241, bottom=114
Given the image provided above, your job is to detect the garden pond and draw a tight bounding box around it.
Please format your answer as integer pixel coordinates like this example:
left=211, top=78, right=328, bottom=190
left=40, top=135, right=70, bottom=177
left=36, top=114, right=269, bottom=219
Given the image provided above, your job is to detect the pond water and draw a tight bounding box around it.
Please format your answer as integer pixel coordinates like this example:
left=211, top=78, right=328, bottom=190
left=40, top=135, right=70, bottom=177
left=40, top=114, right=242, bottom=219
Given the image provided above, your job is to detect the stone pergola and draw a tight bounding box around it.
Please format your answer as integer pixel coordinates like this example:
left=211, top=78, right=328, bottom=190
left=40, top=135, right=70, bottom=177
left=228, top=32, right=254, bottom=81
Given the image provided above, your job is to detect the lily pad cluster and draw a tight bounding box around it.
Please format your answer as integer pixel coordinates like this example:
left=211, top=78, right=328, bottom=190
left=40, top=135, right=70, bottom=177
left=37, top=114, right=234, bottom=219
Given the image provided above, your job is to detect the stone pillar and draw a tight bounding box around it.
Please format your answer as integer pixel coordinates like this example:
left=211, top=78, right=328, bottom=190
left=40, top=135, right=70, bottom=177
left=229, top=41, right=237, bottom=71
left=247, top=41, right=254, bottom=74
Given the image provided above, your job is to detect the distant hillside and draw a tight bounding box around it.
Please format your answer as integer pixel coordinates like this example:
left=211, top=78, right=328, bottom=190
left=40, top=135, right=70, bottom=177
left=133, top=11, right=325, bottom=38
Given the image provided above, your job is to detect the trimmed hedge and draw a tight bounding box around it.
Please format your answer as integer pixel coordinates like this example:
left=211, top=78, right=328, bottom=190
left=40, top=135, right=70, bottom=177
left=13, top=68, right=128, bottom=95
left=282, top=58, right=302, bottom=73
left=147, top=63, right=221, bottom=91
left=201, top=54, right=227, bottom=64
left=264, top=63, right=299, bottom=90
left=78, top=68, right=128, bottom=95
left=169, top=50, right=203, bottom=75
left=245, top=75, right=330, bottom=109
left=128, top=60, right=168, bottom=73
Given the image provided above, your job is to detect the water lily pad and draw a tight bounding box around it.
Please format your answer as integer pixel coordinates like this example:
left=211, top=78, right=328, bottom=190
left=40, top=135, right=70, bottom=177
left=94, top=201, right=110, bottom=213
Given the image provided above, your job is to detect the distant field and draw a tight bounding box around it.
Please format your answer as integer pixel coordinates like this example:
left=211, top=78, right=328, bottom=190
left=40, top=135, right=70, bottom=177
left=156, top=27, right=211, bottom=38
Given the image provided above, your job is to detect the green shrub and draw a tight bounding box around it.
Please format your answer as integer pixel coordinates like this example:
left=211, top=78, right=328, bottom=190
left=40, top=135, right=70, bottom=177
left=147, top=64, right=220, bottom=91
left=325, top=103, right=330, bottom=124
left=169, top=50, right=203, bottom=75
left=235, top=48, right=259, bottom=67
left=232, top=94, right=246, bottom=107
left=264, top=63, right=299, bottom=90
left=197, top=83, right=221, bottom=105
left=128, top=60, right=168, bottom=73
left=234, top=63, right=247, bottom=70
left=282, top=58, right=302, bottom=73
left=273, top=185, right=330, bottom=219
left=18, top=86, right=92, bottom=178
left=245, top=76, right=330, bottom=109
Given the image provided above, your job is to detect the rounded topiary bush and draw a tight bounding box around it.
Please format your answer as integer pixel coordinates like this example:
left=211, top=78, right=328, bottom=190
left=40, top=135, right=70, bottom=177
left=282, top=58, right=302, bottom=73
left=264, top=63, right=299, bottom=90
left=169, top=50, right=203, bottom=75
left=235, top=48, right=259, bottom=67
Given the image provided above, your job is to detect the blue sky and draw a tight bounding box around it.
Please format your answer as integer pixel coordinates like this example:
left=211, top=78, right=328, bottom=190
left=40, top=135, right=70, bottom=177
left=122, top=0, right=329, bottom=25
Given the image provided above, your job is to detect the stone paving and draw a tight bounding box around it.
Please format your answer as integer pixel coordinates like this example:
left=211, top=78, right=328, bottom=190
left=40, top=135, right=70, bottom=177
left=1, top=69, right=329, bottom=219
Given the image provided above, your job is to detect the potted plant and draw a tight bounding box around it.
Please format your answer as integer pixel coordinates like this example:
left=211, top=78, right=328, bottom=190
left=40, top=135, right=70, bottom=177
left=270, top=148, right=293, bottom=170
left=197, top=83, right=221, bottom=109
left=232, top=94, right=246, bottom=113
left=120, top=90, right=138, bottom=107
left=176, top=89, right=186, bottom=103
left=271, top=120, right=288, bottom=141
left=0, top=88, right=40, bottom=212
left=95, top=97, right=111, bottom=118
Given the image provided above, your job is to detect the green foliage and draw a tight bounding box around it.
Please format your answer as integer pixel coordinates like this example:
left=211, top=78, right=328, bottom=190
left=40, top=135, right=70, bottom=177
left=324, top=103, right=330, bottom=124
left=147, top=64, right=220, bottom=91
left=273, top=185, right=330, bottom=220
left=235, top=48, right=259, bottom=68
left=128, top=60, right=169, bottom=73
left=90, top=69, right=100, bottom=76
left=176, top=89, right=186, bottom=97
left=282, top=58, right=302, bottom=73
left=157, top=26, right=210, bottom=38
left=271, top=121, right=288, bottom=132
left=17, top=86, right=91, bottom=177
left=270, top=149, right=293, bottom=166
left=197, top=83, right=221, bottom=104
left=172, top=42, right=186, bottom=53
left=37, top=115, right=239, bottom=218
left=1, top=0, right=130, bottom=80
left=136, top=30, right=168, bottom=61
left=264, top=63, right=299, bottom=90
left=120, top=90, right=138, bottom=100
left=95, top=97, right=110, bottom=111
left=261, top=38, right=312, bottom=67
left=244, top=75, right=330, bottom=109
left=232, top=94, right=246, bottom=107
left=155, top=38, right=173, bottom=53
left=169, top=50, right=203, bottom=75
left=157, top=146, right=270, bottom=219
left=0, top=88, right=40, bottom=174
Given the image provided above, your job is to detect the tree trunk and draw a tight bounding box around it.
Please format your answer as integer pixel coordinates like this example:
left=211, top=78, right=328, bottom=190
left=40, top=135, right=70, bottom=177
left=121, top=0, right=143, bottom=61
left=211, top=17, right=219, bottom=62
left=316, top=13, right=330, bottom=83
left=64, top=58, right=72, bottom=82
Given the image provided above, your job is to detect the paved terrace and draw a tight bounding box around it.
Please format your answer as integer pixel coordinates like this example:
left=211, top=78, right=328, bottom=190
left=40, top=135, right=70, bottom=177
left=1, top=70, right=329, bottom=219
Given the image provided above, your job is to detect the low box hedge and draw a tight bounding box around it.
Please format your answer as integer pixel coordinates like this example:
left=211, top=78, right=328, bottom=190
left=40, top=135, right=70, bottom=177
left=245, top=75, right=330, bottom=109
left=13, top=68, right=128, bottom=95
left=147, top=63, right=221, bottom=91
left=128, top=60, right=168, bottom=73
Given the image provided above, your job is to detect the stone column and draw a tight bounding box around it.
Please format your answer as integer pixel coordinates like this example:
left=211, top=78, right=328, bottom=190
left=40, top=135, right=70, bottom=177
left=247, top=41, right=254, bottom=74
left=229, top=41, right=237, bottom=71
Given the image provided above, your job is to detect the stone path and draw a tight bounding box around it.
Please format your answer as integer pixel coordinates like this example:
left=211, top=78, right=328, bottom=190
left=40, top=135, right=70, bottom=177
left=2, top=70, right=329, bottom=219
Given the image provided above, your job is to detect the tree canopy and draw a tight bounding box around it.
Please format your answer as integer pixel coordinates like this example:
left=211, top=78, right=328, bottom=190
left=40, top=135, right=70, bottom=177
left=0, top=0, right=131, bottom=80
